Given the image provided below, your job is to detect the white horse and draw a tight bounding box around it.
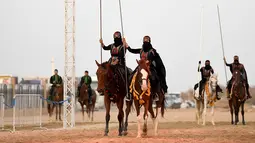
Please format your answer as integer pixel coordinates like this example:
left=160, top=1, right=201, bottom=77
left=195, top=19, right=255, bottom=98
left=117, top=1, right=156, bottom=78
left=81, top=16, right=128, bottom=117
left=194, top=74, right=219, bottom=125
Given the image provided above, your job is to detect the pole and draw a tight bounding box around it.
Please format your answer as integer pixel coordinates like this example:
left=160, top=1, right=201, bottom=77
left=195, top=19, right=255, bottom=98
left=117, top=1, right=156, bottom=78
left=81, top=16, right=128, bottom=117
left=217, top=5, right=228, bottom=83
left=118, top=0, right=129, bottom=98
left=100, top=0, right=103, bottom=64
left=198, top=5, right=204, bottom=82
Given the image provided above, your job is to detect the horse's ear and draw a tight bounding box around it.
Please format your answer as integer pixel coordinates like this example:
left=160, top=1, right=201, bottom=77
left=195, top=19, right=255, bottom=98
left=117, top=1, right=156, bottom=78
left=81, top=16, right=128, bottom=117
left=136, top=59, right=139, bottom=64
left=95, top=60, right=100, bottom=67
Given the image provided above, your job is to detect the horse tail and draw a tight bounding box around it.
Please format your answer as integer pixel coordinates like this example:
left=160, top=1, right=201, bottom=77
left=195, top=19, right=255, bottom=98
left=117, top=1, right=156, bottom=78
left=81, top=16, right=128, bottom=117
left=161, top=94, right=165, bottom=118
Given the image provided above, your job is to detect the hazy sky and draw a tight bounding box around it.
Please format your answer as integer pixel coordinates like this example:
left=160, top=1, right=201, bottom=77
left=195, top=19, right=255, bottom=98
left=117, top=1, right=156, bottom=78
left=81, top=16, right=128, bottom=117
left=1, top=0, right=254, bottom=92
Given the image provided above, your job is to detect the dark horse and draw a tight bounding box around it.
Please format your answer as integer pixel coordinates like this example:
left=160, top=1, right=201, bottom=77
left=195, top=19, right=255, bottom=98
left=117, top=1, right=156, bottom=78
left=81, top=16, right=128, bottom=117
left=47, top=85, right=63, bottom=122
left=95, top=60, right=132, bottom=136
left=129, top=59, right=165, bottom=137
left=78, top=84, right=97, bottom=122
left=229, top=70, right=246, bottom=125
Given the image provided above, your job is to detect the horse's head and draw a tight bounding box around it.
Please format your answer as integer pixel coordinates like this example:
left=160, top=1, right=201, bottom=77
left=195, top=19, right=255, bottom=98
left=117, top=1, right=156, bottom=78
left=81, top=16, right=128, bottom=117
left=136, top=59, right=151, bottom=91
left=81, top=84, right=89, bottom=96
left=209, top=73, right=218, bottom=92
left=95, top=60, right=112, bottom=94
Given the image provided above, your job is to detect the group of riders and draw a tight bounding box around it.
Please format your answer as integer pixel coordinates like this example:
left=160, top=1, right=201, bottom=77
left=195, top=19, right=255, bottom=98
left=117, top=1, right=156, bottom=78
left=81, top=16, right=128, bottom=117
left=49, top=31, right=252, bottom=104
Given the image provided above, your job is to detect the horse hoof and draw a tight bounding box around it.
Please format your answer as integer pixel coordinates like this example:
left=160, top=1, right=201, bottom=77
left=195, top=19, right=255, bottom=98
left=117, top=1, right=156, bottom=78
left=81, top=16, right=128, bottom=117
left=243, top=122, right=246, bottom=125
left=118, top=134, right=122, bottom=137
left=104, top=133, right=108, bottom=136
left=136, top=135, right=141, bottom=138
left=142, top=132, right=147, bottom=136
left=231, top=122, right=234, bottom=125
left=123, top=131, right=128, bottom=136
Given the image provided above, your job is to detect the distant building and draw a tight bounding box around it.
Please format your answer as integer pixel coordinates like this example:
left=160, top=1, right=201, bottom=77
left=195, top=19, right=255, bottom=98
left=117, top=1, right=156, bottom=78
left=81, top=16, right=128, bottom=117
left=0, top=74, right=18, bottom=85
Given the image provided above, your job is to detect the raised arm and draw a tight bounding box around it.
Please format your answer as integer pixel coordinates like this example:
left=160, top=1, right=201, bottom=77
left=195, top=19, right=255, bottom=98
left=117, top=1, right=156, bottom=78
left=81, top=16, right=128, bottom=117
left=224, top=57, right=231, bottom=66
left=127, top=47, right=141, bottom=54
left=198, top=61, right=201, bottom=72
left=99, top=39, right=112, bottom=50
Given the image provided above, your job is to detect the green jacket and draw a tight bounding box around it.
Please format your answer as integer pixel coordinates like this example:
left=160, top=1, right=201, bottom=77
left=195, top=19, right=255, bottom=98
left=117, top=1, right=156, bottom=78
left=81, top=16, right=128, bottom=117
left=80, top=75, right=92, bottom=86
left=50, top=75, right=63, bottom=85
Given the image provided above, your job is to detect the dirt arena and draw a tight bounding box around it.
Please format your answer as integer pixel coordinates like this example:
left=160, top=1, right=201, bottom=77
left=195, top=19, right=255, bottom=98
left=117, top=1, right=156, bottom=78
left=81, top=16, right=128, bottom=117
left=0, top=107, right=255, bottom=143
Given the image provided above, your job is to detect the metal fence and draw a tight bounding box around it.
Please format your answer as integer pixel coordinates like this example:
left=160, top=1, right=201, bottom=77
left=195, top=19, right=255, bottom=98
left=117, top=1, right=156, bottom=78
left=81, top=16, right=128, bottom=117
left=0, top=84, right=45, bottom=132
left=0, top=84, right=45, bottom=108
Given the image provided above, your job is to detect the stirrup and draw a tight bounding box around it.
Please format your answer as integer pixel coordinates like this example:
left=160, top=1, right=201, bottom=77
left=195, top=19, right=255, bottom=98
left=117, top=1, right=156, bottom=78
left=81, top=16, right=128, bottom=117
left=125, top=97, right=131, bottom=101
left=154, top=95, right=159, bottom=101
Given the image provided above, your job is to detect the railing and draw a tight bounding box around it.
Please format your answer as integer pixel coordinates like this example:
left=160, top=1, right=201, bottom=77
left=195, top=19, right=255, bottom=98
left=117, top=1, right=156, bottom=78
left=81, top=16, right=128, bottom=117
left=0, top=93, right=45, bottom=132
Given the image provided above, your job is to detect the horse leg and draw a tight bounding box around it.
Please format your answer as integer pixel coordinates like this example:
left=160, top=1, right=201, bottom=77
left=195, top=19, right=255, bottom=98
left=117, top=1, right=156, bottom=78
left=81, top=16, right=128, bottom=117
left=211, top=105, right=215, bottom=125
left=148, top=100, right=158, bottom=136
left=55, top=104, right=58, bottom=121
left=86, top=105, right=90, bottom=121
left=51, top=104, right=55, bottom=121
left=234, top=103, right=239, bottom=125
left=195, top=100, right=200, bottom=125
left=59, top=104, right=62, bottom=121
left=104, top=97, right=111, bottom=136
left=123, top=100, right=132, bottom=136
left=142, top=102, right=149, bottom=136
left=241, top=102, right=245, bottom=125
left=48, top=104, right=52, bottom=122
left=229, top=100, right=234, bottom=125
left=134, top=101, right=141, bottom=138
left=117, top=99, right=124, bottom=136
left=91, top=103, right=95, bottom=122
left=202, top=92, right=207, bottom=126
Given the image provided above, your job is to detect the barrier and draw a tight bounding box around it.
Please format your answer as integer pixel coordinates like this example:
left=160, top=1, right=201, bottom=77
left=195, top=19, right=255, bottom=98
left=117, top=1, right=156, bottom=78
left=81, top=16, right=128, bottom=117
left=13, top=94, right=44, bottom=132
left=0, top=93, right=5, bottom=130
left=0, top=92, right=46, bottom=132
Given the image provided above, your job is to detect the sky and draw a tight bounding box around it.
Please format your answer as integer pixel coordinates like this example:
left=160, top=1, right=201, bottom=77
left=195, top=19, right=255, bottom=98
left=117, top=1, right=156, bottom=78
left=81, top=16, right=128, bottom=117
left=0, top=0, right=255, bottom=92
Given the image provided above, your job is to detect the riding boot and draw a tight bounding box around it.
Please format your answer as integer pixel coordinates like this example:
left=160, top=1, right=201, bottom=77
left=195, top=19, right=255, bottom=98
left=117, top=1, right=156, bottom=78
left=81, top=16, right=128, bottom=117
left=50, top=88, right=54, bottom=96
left=154, top=93, right=159, bottom=101
left=125, top=93, right=132, bottom=101
left=216, top=85, right=222, bottom=100
left=88, top=89, right=92, bottom=104
left=216, top=93, right=221, bottom=100
left=246, top=86, right=252, bottom=99
left=226, top=89, right=231, bottom=100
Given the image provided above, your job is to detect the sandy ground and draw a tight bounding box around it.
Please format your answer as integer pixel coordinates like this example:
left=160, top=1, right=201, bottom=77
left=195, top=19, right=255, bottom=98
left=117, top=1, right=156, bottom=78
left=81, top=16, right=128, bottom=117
left=0, top=108, right=255, bottom=143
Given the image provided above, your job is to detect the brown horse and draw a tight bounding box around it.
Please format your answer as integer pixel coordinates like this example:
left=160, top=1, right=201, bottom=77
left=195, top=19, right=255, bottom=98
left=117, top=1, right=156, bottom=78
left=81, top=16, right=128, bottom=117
left=129, top=59, right=165, bottom=138
left=229, top=70, right=246, bottom=125
left=47, top=85, right=63, bottom=121
left=78, top=84, right=97, bottom=122
left=95, top=60, right=131, bottom=136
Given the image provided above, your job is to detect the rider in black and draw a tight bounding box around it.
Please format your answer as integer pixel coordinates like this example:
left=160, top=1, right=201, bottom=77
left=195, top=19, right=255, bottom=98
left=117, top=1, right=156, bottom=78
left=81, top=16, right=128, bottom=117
left=125, top=36, right=168, bottom=101
left=224, top=56, right=252, bottom=99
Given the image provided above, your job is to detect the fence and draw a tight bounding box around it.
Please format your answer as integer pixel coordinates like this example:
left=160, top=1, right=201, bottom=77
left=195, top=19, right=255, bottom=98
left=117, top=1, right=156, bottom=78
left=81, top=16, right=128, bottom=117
left=0, top=84, right=46, bottom=132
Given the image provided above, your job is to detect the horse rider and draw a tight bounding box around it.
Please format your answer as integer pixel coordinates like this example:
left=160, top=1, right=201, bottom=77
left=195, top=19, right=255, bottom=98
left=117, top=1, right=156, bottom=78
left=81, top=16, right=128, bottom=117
left=50, top=69, right=63, bottom=97
left=224, top=55, right=252, bottom=99
left=99, top=31, right=132, bottom=99
left=125, top=35, right=168, bottom=101
left=78, top=70, right=93, bottom=104
left=195, top=60, right=222, bottom=100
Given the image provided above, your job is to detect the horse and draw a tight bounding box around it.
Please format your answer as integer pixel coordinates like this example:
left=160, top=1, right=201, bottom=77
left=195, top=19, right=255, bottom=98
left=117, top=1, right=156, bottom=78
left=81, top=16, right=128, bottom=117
left=228, top=70, right=246, bottom=125
left=129, top=59, right=165, bottom=138
left=95, top=60, right=132, bottom=136
left=194, top=74, right=218, bottom=126
left=78, top=84, right=97, bottom=122
left=47, top=84, right=63, bottom=122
